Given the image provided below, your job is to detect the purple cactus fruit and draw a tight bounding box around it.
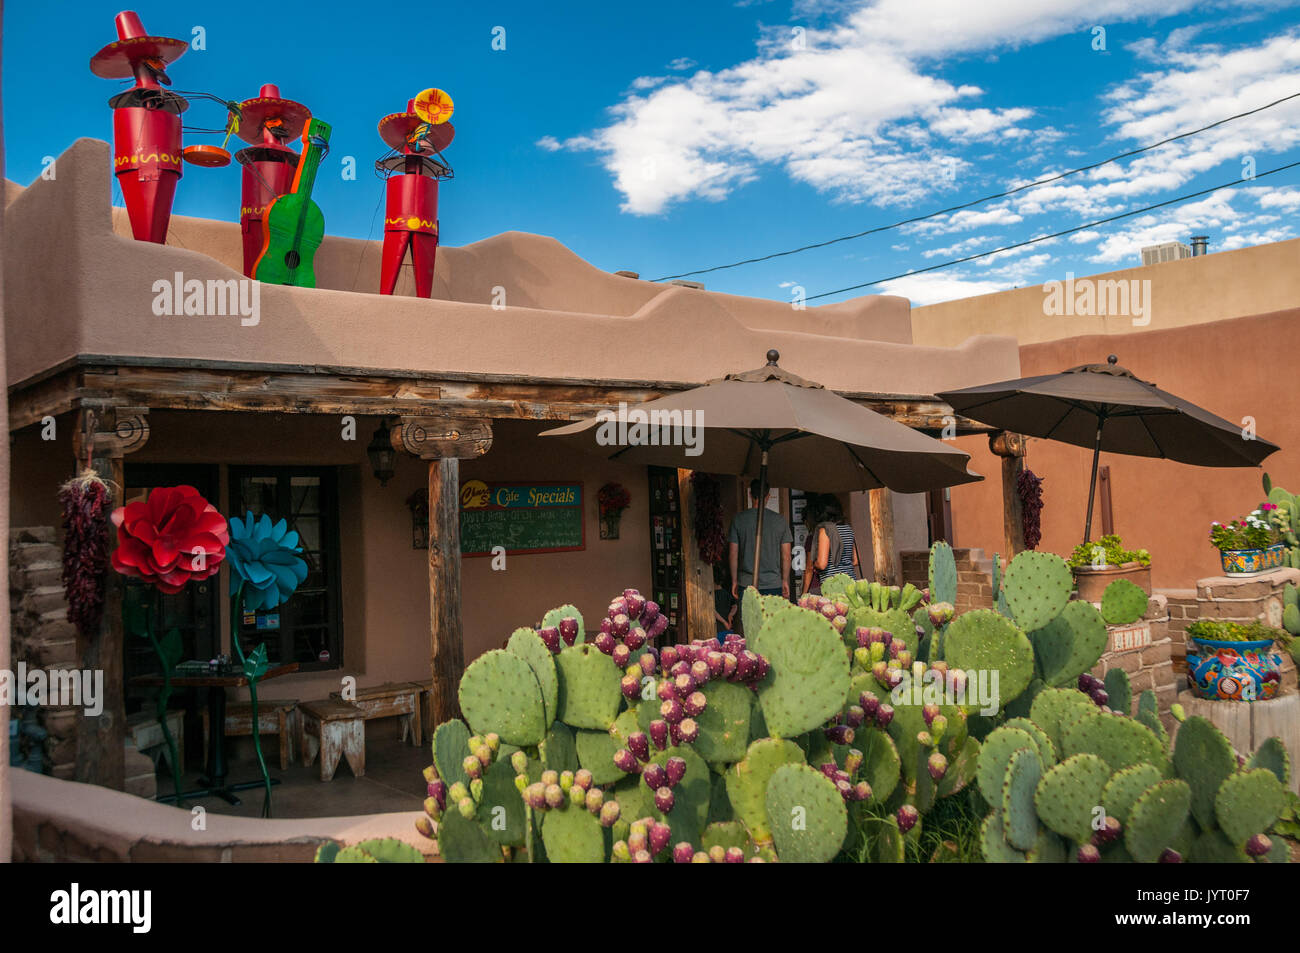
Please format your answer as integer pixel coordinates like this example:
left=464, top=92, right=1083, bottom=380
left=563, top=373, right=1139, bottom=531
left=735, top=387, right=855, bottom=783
left=673, top=842, right=695, bottom=863
left=708, top=845, right=727, bottom=863
left=725, top=847, right=745, bottom=864
left=706, top=652, right=726, bottom=678
left=825, top=724, right=855, bottom=745
left=819, top=762, right=838, bottom=778
left=621, top=675, right=641, bottom=700
left=831, top=615, right=848, bottom=632
left=871, top=660, right=890, bottom=685
left=643, top=762, right=668, bottom=791
left=927, top=751, right=948, bottom=781
left=624, top=627, right=648, bottom=651
left=614, top=748, right=641, bottom=774
left=669, top=661, right=690, bottom=680
left=889, top=639, right=906, bottom=658
left=1245, top=834, right=1272, bottom=857
left=574, top=768, right=593, bottom=791
left=819, top=603, right=838, bottom=621
left=1077, top=844, right=1101, bottom=863
left=625, top=592, right=647, bottom=620
left=676, top=718, right=699, bottom=744
left=660, top=645, right=679, bottom=669
left=599, top=800, right=621, bottom=827
left=930, top=660, right=948, bottom=676
left=649, top=821, right=672, bottom=855
left=627, top=732, right=651, bottom=763
left=648, top=614, right=670, bottom=639
left=674, top=673, right=697, bottom=696
left=669, top=722, right=683, bottom=747
left=524, top=782, right=548, bottom=810
left=915, top=625, right=925, bottom=639
left=609, top=613, right=630, bottom=639
left=859, top=693, right=880, bottom=717
left=834, top=779, right=852, bottom=800
left=896, top=651, right=913, bottom=669
left=612, top=643, right=632, bottom=668
left=539, top=626, right=562, bottom=654
left=896, top=804, right=919, bottom=834
left=628, top=826, right=648, bottom=854
left=844, top=705, right=865, bottom=729
left=650, top=720, right=670, bottom=750
left=594, top=632, right=617, bottom=655
left=558, top=617, right=579, bottom=645
left=665, top=756, right=688, bottom=787
left=876, top=704, right=895, bottom=728
left=642, top=600, right=661, bottom=624
left=660, top=698, right=685, bottom=724
left=737, top=650, right=760, bottom=681
left=922, top=703, right=940, bottom=726
left=608, top=597, right=629, bottom=618
left=1158, top=848, right=1183, bottom=864
left=853, top=781, right=872, bottom=801
left=1092, top=815, right=1122, bottom=846
left=659, top=679, right=678, bottom=703
left=854, top=627, right=871, bottom=648
left=1090, top=688, right=1109, bottom=707
left=721, top=653, right=739, bottom=680
left=540, top=769, right=558, bottom=786
left=684, top=691, right=708, bottom=717
left=544, top=784, right=565, bottom=809
left=638, top=652, right=658, bottom=676
left=428, top=778, right=447, bottom=809
left=655, top=786, right=676, bottom=813
left=753, top=654, right=771, bottom=681
left=690, top=660, right=711, bottom=685
left=585, top=787, right=604, bottom=814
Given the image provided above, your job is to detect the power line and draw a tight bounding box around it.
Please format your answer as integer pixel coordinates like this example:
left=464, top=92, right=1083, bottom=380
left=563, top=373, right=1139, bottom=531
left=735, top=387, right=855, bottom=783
left=802, top=158, right=1300, bottom=301
left=652, top=91, right=1300, bottom=281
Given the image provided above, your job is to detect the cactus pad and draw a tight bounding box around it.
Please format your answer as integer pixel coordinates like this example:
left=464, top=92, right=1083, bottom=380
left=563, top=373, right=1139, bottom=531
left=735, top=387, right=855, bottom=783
left=1103, top=668, right=1131, bottom=717
left=1101, top=763, right=1164, bottom=826
left=980, top=810, right=1027, bottom=863
left=857, top=726, right=902, bottom=805
left=1125, top=779, right=1192, bottom=863
left=1002, top=551, right=1073, bottom=631
left=575, top=728, right=626, bottom=786
left=1189, top=829, right=1250, bottom=863
left=701, top=821, right=750, bottom=853
left=1032, top=601, right=1108, bottom=688
left=506, top=627, right=559, bottom=726
left=693, top=679, right=753, bottom=765
left=540, top=720, right=581, bottom=774
left=1002, top=746, right=1044, bottom=851
left=542, top=804, right=607, bottom=862
left=977, top=725, right=1039, bottom=802
left=1247, top=736, right=1292, bottom=787
left=942, top=609, right=1036, bottom=705
left=432, top=718, right=473, bottom=788
left=846, top=607, right=917, bottom=655
left=929, top=541, right=958, bottom=605
left=1029, top=687, right=1100, bottom=753
left=741, top=586, right=764, bottom=639
left=765, top=763, right=848, bottom=864
left=1215, top=768, right=1287, bottom=846
left=1002, top=717, right=1058, bottom=767
left=937, top=735, right=981, bottom=799
left=459, top=649, right=547, bottom=746
left=1062, top=711, right=1167, bottom=775
left=541, top=604, right=585, bottom=644
left=1101, top=579, right=1148, bottom=625
left=554, top=644, right=622, bottom=730
left=650, top=744, right=712, bottom=844
left=726, top=738, right=806, bottom=847
left=1172, top=716, right=1236, bottom=829
left=1034, top=753, right=1112, bottom=844
left=750, top=606, right=850, bottom=738
left=479, top=758, right=528, bottom=846
left=438, top=809, right=502, bottom=863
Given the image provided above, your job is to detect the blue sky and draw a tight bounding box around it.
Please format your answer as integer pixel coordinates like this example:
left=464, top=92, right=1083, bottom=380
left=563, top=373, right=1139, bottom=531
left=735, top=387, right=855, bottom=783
left=5, top=0, right=1300, bottom=305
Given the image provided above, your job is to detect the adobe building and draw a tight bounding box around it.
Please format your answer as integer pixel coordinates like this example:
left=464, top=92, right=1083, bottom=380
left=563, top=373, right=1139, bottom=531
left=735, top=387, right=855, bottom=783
left=4, top=138, right=1021, bottom=792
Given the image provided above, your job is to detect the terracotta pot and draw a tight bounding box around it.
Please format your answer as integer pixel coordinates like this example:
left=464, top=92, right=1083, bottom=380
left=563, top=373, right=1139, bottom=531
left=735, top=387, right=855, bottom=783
left=1072, top=561, right=1151, bottom=602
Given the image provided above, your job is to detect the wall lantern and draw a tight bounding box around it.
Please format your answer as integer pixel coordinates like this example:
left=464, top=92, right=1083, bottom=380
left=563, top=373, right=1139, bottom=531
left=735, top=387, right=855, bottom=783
left=367, top=421, right=397, bottom=486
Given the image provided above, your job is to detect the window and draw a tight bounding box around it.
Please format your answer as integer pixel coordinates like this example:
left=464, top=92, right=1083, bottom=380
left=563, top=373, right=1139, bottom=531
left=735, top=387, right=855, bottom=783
left=228, top=466, right=343, bottom=672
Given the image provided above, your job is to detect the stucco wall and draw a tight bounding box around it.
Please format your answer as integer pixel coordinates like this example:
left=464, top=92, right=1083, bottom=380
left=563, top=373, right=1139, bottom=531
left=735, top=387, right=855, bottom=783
left=4, top=139, right=1019, bottom=397
left=911, top=238, right=1300, bottom=349
left=947, top=308, right=1300, bottom=589
left=1, top=20, right=11, bottom=861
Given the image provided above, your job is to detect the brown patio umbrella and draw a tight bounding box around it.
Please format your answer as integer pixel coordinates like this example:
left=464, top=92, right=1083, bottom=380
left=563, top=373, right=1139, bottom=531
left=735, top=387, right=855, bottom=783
left=938, top=355, right=1280, bottom=541
left=541, top=350, right=982, bottom=585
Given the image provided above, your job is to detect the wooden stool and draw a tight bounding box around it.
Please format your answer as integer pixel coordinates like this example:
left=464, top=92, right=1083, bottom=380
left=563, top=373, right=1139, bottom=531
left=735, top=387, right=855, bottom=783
left=415, top=678, right=434, bottom=739
left=299, top=699, right=365, bottom=781
left=126, top=709, right=186, bottom=773
left=202, top=698, right=298, bottom=771
left=330, top=681, right=422, bottom=746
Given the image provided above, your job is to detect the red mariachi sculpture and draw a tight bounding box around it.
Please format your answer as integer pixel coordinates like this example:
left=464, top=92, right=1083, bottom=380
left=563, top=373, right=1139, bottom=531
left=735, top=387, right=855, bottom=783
left=233, top=85, right=312, bottom=277
left=376, top=94, right=455, bottom=297
left=89, top=11, right=189, bottom=244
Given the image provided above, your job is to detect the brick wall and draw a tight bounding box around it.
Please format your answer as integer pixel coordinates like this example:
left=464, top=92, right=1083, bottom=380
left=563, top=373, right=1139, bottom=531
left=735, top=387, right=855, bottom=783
left=900, top=548, right=993, bottom=613
left=1090, top=594, right=1178, bottom=731
left=1193, top=568, right=1299, bottom=692
left=1158, top=588, right=1198, bottom=660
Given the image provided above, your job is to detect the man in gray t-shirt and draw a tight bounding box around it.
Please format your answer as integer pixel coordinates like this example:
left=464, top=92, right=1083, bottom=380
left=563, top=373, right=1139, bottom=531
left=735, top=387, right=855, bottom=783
left=728, top=478, right=793, bottom=599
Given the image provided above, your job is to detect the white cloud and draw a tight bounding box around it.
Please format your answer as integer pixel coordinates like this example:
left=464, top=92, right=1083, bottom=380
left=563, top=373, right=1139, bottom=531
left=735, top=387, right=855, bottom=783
left=876, top=271, right=1015, bottom=305
left=667, top=57, right=698, bottom=71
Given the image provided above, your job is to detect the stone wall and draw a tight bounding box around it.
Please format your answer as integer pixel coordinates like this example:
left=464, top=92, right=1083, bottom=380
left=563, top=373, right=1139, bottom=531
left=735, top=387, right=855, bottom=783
left=1158, top=588, right=1199, bottom=661
left=900, top=547, right=993, bottom=613
left=1089, top=594, right=1177, bottom=730
left=1193, top=568, right=1299, bottom=692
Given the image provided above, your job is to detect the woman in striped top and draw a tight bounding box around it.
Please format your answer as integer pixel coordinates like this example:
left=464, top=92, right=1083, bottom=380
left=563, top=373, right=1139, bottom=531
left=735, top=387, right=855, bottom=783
left=813, top=497, right=859, bottom=585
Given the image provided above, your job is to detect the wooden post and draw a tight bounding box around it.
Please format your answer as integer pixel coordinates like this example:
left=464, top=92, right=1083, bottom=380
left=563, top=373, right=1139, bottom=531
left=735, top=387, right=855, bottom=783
left=990, top=431, right=1027, bottom=557
left=677, top=469, right=715, bottom=644
left=868, top=488, right=899, bottom=586
left=391, top=417, right=492, bottom=728
left=71, top=403, right=150, bottom=790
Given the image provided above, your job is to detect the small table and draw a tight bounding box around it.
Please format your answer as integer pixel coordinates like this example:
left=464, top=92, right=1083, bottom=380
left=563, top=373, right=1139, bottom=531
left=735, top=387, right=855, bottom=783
left=131, top=662, right=299, bottom=806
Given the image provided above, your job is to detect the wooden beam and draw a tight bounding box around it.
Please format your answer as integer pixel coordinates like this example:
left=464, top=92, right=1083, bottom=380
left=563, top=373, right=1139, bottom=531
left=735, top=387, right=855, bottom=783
left=427, top=457, right=465, bottom=728
left=989, top=431, right=1027, bottom=557
left=868, top=488, right=899, bottom=586
left=677, top=469, right=716, bottom=645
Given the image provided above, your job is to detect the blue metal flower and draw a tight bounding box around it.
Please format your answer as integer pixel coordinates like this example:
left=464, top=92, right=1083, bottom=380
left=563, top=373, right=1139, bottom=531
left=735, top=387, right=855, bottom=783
left=226, top=513, right=309, bottom=612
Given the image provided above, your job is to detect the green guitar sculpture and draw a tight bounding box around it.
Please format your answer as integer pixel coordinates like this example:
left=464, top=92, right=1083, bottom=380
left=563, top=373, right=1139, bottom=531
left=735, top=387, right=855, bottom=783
left=252, top=118, right=332, bottom=287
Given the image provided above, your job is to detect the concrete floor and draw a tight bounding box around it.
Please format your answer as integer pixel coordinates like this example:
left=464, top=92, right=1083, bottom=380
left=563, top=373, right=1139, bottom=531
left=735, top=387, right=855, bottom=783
left=154, top=717, right=430, bottom=819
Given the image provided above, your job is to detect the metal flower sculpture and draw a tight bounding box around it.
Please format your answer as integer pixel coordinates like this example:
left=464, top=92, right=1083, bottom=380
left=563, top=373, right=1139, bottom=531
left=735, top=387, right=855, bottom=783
left=111, top=485, right=229, bottom=806
left=225, top=513, right=309, bottom=816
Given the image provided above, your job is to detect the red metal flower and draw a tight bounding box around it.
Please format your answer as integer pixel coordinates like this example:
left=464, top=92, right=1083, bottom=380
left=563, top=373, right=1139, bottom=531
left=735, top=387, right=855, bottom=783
left=111, top=485, right=230, bottom=593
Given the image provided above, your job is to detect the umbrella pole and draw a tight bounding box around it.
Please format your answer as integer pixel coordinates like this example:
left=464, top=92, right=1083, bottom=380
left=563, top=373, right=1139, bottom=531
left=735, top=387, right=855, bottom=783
left=1084, top=419, right=1105, bottom=542
left=752, top=451, right=769, bottom=593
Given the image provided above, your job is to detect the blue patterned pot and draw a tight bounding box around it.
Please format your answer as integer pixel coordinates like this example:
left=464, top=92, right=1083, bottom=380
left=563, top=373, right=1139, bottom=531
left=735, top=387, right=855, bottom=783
left=1218, top=543, right=1286, bottom=575
left=1187, top=637, right=1283, bottom=701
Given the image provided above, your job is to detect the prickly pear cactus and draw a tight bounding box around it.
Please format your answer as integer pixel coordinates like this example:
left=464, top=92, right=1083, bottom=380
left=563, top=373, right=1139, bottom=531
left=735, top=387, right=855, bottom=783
left=1125, top=779, right=1191, bottom=863
left=929, top=541, right=958, bottom=605
left=1100, top=579, right=1148, bottom=626
left=459, top=649, right=548, bottom=746
left=749, top=606, right=849, bottom=738
left=942, top=610, right=1036, bottom=704
left=1001, top=551, right=1073, bottom=632
left=554, top=644, right=622, bottom=730
left=1031, top=600, right=1108, bottom=688
left=1034, top=753, right=1112, bottom=844
left=765, top=763, right=847, bottom=863
left=315, top=837, right=425, bottom=863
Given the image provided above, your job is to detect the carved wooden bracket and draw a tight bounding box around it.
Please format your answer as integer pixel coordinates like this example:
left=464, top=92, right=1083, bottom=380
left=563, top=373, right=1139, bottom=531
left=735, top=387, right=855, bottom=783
left=72, top=404, right=151, bottom=464
left=988, top=430, right=1026, bottom=458
left=391, top=416, right=493, bottom=460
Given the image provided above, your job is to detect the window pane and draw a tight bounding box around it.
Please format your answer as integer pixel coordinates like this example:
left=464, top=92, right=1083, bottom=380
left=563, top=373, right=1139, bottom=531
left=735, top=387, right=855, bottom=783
left=292, top=516, right=321, bottom=552
left=238, top=476, right=278, bottom=517
left=289, top=477, right=321, bottom=514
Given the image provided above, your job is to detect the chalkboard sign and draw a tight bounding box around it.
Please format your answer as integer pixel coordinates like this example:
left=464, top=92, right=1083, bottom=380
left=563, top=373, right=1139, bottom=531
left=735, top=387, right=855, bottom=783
left=460, top=481, right=585, bottom=556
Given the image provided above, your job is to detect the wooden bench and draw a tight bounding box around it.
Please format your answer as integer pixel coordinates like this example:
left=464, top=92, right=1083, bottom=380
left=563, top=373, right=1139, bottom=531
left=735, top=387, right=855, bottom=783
left=298, top=699, right=365, bottom=781
left=330, top=681, right=422, bottom=746
left=126, top=709, right=186, bottom=773
left=414, top=678, right=434, bottom=739
left=201, top=698, right=298, bottom=771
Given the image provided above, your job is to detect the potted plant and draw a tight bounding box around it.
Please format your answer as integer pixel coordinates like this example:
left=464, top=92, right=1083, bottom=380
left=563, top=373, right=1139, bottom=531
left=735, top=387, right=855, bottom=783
left=1209, top=509, right=1286, bottom=575
left=1185, top=619, right=1285, bottom=702
left=1066, top=534, right=1151, bottom=602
